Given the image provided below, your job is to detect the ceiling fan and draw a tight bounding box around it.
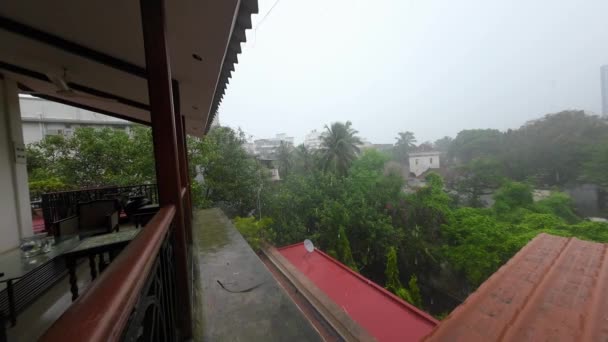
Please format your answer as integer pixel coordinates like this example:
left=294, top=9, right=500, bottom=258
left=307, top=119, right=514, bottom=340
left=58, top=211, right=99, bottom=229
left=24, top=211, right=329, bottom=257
left=20, top=68, right=117, bottom=103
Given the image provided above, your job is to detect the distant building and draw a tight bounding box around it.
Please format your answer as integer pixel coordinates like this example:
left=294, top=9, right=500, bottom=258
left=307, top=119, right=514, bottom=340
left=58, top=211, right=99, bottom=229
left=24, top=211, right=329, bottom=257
left=408, top=151, right=441, bottom=177
left=369, top=144, right=394, bottom=153
left=20, top=96, right=131, bottom=144
left=303, top=129, right=323, bottom=150
left=251, top=133, right=294, bottom=158
left=602, top=65, right=608, bottom=115
left=243, top=141, right=256, bottom=155
left=246, top=133, right=294, bottom=181
left=357, top=138, right=374, bottom=150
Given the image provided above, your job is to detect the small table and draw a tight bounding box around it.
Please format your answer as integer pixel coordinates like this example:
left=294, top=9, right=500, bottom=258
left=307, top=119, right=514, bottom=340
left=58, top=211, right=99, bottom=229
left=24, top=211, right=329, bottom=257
left=63, top=229, right=140, bottom=300
left=0, top=237, right=80, bottom=327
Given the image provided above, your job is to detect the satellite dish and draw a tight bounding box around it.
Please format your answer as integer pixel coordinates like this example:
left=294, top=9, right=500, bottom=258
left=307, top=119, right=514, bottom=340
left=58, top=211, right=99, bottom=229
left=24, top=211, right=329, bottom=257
left=304, top=239, right=315, bottom=253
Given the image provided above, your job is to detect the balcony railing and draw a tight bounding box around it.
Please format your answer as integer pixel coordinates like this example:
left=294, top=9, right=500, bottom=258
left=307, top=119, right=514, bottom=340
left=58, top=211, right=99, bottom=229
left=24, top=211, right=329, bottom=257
left=40, top=205, right=179, bottom=341
left=41, top=184, right=159, bottom=232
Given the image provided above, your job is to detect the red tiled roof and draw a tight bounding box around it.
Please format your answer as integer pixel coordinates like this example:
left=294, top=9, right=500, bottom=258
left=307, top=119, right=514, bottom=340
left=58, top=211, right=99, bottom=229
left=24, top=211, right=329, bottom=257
left=279, top=243, right=438, bottom=342
left=425, top=233, right=608, bottom=341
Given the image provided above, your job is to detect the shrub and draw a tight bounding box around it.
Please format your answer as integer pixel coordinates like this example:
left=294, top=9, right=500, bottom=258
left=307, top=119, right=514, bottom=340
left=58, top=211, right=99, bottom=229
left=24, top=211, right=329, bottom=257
left=233, top=216, right=274, bottom=251
left=29, top=177, right=68, bottom=200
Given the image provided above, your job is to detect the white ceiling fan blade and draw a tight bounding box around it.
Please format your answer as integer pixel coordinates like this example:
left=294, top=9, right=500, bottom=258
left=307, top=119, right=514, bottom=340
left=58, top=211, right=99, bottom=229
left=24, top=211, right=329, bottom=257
left=45, top=72, right=71, bottom=92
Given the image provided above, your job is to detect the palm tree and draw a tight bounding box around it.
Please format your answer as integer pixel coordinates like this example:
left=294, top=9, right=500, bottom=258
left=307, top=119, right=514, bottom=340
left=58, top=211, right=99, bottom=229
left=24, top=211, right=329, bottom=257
left=394, top=131, right=417, bottom=163
left=320, top=121, right=362, bottom=176
left=294, top=144, right=315, bottom=173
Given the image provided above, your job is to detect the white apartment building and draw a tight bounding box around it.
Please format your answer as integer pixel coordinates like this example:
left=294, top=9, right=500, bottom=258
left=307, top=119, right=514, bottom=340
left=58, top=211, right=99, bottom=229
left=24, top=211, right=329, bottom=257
left=20, top=95, right=132, bottom=144
left=251, top=133, right=294, bottom=158
left=303, top=129, right=323, bottom=150
left=409, top=151, right=441, bottom=177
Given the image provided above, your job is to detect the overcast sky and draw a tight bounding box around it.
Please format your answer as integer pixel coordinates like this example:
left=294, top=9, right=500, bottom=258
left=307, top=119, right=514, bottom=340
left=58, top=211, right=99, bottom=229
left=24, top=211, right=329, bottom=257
left=219, top=0, right=608, bottom=144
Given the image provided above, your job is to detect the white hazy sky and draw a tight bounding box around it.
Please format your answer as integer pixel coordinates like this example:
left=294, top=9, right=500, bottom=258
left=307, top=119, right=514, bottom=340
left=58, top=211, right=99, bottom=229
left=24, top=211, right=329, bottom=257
left=219, top=0, right=608, bottom=144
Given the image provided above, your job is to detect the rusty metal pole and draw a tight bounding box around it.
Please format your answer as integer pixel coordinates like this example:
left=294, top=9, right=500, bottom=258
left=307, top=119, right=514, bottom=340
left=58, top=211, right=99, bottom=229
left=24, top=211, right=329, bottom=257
left=140, top=0, right=193, bottom=337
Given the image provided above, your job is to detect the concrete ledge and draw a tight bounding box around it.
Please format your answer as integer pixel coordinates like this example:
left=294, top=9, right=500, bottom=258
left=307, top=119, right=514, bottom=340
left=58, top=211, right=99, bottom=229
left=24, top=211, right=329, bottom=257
left=192, top=208, right=322, bottom=341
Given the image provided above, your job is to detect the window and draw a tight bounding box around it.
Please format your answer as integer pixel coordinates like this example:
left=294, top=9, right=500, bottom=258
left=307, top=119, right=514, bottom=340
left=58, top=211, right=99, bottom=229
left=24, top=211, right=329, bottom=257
left=415, top=159, right=419, bottom=165
left=430, top=157, right=433, bottom=164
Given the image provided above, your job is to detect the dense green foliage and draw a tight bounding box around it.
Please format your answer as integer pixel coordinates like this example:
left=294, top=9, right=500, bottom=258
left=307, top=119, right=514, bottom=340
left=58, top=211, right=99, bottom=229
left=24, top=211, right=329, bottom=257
left=187, top=127, right=267, bottom=215
left=447, top=111, right=608, bottom=188
left=263, top=149, right=403, bottom=279
left=453, top=157, right=504, bottom=207
left=583, top=140, right=608, bottom=189
left=226, top=116, right=608, bottom=313
left=25, top=126, right=262, bottom=217
left=30, top=113, right=608, bottom=315
left=27, top=126, right=155, bottom=195
left=233, top=216, right=274, bottom=251
left=385, top=247, right=423, bottom=307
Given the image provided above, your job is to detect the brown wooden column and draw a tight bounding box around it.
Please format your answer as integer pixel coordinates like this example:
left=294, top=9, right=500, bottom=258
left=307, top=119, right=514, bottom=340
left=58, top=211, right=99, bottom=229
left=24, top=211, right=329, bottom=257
left=172, top=81, right=192, bottom=245
left=140, top=0, right=192, bottom=338
left=183, top=119, right=193, bottom=223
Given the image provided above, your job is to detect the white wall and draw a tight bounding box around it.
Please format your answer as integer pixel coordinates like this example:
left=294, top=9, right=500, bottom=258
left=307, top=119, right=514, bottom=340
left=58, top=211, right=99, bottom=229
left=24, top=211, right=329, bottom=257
left=20, top=96, right=130, bottom=124
left=0, top=77, right=32, bottom=253
left=22, top=122, right=44, bottom=144
left=409, top=153, right=441, bottom=177
left=19, top=96, right=132, bottom=144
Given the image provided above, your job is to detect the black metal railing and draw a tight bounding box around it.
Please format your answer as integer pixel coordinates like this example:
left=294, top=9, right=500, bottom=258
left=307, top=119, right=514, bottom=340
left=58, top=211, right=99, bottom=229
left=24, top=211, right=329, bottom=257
left=41, top=184, right=159, bottom=231
left=122, top=224, right=178, bottom=341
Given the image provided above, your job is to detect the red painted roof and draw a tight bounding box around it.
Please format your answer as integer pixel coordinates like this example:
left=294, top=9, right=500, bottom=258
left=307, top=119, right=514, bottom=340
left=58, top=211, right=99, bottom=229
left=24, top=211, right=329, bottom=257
left=425, top=233, right=608, bottom=341
left=278, top=243, right=438, bottom=342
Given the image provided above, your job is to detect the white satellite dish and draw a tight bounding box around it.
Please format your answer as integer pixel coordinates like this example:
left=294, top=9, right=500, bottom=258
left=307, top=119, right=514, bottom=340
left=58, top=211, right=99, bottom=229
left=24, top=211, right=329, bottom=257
left=304, top=239, right=315, bottom=253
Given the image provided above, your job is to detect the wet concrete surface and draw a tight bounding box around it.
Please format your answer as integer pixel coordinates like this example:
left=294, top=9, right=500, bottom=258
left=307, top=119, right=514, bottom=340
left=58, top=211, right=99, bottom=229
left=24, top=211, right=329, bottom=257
left=193, top=208, right=322, bottom=341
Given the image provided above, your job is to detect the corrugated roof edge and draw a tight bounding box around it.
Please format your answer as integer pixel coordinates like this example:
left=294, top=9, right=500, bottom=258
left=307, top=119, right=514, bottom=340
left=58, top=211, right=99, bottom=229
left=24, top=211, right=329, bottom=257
left=422, top=233, right=585, bottom=340
left=205, top=0, right=258, bottom=133
left=423, top=233, right=545, bottom=341
left=278, top=242, right=439, bottom=326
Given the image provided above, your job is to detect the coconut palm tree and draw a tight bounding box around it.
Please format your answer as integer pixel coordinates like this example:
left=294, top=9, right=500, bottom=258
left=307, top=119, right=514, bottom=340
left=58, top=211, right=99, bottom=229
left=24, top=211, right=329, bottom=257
left=293, top=144, right=316, bottom=173
left=394, top=131, right=417, bottom=163
left=320, top=121, right=362, bottom=176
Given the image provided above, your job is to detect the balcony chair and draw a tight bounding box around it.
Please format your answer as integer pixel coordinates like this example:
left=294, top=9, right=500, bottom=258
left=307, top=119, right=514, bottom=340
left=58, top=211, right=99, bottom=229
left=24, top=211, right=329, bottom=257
left=53, top=199, right=120, bottom=238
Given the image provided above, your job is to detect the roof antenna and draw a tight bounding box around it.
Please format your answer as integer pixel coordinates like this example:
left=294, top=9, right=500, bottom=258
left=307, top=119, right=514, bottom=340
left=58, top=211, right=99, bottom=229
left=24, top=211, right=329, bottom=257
left=304, top=239, right=315, bottom=253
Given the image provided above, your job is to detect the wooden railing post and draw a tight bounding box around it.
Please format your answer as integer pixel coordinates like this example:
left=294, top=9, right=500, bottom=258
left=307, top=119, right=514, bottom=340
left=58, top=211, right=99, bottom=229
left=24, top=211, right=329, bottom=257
left=140, top=0, right=193, bottom=338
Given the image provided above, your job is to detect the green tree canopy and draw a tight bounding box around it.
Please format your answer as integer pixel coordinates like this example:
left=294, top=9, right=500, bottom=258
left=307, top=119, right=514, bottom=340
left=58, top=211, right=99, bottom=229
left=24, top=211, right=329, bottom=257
left=448, top=129, right=503, bottom=164
left=583, top=139, right=608, bottom=190
left=26, top=125, right=155, bottom=190
left=188, top=126, right=267, bottom=216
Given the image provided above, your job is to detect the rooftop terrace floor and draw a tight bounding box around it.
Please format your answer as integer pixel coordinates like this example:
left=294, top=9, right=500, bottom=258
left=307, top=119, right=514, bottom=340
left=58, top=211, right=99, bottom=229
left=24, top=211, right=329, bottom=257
left=192, top=208, right=322, bottom=341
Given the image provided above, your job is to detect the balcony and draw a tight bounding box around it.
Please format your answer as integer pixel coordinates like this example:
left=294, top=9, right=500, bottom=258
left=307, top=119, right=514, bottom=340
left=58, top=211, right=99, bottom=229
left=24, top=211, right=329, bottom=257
left=0, top=0, right=262, bottom=340
left=7, top=194, right=363, bottom=341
